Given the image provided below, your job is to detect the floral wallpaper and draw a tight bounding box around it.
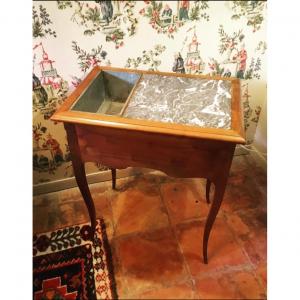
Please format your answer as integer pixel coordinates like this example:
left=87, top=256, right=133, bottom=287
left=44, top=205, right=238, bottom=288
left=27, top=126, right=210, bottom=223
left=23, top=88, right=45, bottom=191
left=33, top=0, right=267, bottom=185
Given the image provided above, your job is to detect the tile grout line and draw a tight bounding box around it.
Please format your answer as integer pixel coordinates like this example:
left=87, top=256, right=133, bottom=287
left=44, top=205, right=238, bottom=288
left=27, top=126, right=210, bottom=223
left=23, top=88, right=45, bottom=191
left=107, top=177, right=196, bottom=298
left=128, top=277, right=197, bottom=299
left=222, top=211, right=267, bottom=293
left=34, top=156, right=266, bottom=298
left=156, top=179, right=198, bottom=297
left=106, top=186, right=131, bottom=298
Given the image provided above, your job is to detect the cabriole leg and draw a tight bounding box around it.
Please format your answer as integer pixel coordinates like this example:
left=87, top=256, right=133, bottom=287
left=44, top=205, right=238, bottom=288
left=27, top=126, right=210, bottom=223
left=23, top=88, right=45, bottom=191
left=206, top=179, right=211, bottom=204
left=203, top=177, right=228, bottom=264
left=64, top=123, right=96, bottom=239
left=111, top=168, right=116, bottom=190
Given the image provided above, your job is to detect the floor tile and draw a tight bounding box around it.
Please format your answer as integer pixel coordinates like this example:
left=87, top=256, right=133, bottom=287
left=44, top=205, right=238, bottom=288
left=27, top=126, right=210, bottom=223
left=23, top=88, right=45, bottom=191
left=92, top=191, right=114, bottom=240
left=242, top=230, right=267, bottom=269
left=194, top=274, right=240, bottom=299
left=195, top=270, right=266, bottom=299
left=33, top=205, right=51, bottom=233
left=33, top=192, right=60, bottom=207
left=114, top=227, right=188, bottom=296
left=224, top=211, right=252, bottom=241
left=160, top=179, right=209, bottom=225
left=110, top=244, right=130, bottom=299
left=58, top=187, right=82, bottom=204
left=33, top=152, right=267, bottom=299
left=225, top=209, right=267, bottom=272
left=231, top=271, right=266, bottom=299
left=256, top=262, right=267, bottom=289
left=176, top=218, right=251, bottom=276
left=111, top=179, right=169, bottom=237
left=222, top=173, right=265, bottom=213
left=136, top=280, right=195, bottom=299
left=59, top=202, right=78, bottom=225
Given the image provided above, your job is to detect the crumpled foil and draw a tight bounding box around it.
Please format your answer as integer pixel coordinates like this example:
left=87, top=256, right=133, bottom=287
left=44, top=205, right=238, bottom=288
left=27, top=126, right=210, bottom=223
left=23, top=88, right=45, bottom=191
left=123, top=74, right=232, bottom=129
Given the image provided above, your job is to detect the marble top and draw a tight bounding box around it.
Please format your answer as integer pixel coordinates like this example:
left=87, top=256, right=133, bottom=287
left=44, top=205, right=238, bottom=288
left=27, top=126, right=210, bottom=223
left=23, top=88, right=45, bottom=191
left=123, top=74, right=232, bottom=129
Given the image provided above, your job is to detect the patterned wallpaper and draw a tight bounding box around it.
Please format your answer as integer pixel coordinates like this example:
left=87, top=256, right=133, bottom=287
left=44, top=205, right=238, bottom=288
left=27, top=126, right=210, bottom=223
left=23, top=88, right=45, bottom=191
left=32, top=0, right=267, bottom=185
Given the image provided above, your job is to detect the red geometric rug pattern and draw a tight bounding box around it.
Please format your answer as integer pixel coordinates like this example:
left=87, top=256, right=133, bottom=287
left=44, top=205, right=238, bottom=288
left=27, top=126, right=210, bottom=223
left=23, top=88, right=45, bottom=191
left=33, top=219, right=117, bottom=299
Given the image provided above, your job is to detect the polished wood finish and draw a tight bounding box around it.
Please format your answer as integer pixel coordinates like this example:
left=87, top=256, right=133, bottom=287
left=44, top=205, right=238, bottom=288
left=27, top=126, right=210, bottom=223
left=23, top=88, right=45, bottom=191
left=206, top=179, right=211, bottom=204
left=111, top=168, right=116, bottom=190
left=203, top=149, right=234, bottom=264
left=64, top=123, right=96, bottom=239
left=119, top=74, right=143, bottom=116
left=51, top=66, right=245, bottom=263
left=74, top=124, right=233, bottom=179
left=52, top=66, right=245, bottom=144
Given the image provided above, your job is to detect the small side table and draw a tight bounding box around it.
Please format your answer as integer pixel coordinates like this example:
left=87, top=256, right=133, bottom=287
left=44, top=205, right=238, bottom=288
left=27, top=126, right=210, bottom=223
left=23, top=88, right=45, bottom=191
left=51, top=66, right=245, bottom=263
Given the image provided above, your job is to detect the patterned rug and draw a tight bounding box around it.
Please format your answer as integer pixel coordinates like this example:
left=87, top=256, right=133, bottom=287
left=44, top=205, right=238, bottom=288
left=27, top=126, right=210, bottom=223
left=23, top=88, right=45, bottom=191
left=33, top=219, right=117, bottom=300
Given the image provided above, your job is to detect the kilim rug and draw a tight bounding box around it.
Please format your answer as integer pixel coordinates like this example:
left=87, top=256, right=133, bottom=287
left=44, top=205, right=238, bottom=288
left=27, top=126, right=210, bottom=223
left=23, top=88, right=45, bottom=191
left=33, top=219, right=117, bottom=300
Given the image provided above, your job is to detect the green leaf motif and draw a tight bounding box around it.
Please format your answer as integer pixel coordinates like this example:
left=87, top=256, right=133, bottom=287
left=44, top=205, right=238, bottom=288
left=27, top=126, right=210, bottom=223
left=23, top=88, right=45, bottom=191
left=231, top=1, right=266, bottom=31
left=125, top=45, right=166, bottom=71
left=32, top=5, right=56, bottom=39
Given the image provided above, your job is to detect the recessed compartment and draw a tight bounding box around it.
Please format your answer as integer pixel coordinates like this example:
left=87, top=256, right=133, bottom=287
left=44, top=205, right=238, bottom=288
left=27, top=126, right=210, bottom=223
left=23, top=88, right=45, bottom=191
left=71, top=70, right=141, bottom=115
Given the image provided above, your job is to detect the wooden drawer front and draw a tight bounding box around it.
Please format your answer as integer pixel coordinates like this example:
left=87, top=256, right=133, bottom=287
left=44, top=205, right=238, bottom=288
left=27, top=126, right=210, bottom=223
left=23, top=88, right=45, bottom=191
left=75, top=124, right=235, bottom=179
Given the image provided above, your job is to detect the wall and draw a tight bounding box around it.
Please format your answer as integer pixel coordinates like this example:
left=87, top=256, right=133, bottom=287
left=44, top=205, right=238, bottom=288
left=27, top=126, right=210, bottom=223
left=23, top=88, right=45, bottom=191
left=253, top=94, right=267, bottom=156
left=33, top=0, right=267, bottom=185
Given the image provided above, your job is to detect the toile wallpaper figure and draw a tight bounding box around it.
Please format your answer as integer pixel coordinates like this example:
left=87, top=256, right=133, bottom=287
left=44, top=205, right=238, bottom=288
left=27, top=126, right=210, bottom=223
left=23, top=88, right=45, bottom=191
left=233, top=42, right=247, bottom=79
left=224, top=37, right=238, bottom=63
left=161, top=3, right=173, bottom=26
left=32, top=1, right=266, bottom=183
left=33, top=73, right=48, bottom=107
left=184, top=32, right=205, bottom=74
left=42, top=133, right=64, bottom=164
left=172, top=52, right=185, bottom=73
left=33, top=42, right=69, bottom=119
left=216, top=26, right=249, bottom=79
left=179, top=1, right=190, bottom=21
left=98, top=0, right=113, bottom=24
left=33, top=124, right=66, bottom=173
left=162, top=4, right=172, bottom=18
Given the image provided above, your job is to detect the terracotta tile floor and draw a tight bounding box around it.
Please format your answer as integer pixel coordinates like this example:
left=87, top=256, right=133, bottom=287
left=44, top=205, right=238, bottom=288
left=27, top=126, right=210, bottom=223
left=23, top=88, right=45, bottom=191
left=33, top=153, right=267, bottom=299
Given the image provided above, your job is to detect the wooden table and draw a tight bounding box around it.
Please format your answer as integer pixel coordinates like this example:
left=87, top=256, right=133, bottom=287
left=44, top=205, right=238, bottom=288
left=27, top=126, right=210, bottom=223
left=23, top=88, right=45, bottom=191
left=51, top=66, right=245, bottom=264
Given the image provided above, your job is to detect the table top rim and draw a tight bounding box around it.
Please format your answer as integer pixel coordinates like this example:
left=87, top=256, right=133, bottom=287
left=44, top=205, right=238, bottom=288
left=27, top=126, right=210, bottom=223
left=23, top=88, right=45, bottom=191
left=51, top=66, right=245, bottom=144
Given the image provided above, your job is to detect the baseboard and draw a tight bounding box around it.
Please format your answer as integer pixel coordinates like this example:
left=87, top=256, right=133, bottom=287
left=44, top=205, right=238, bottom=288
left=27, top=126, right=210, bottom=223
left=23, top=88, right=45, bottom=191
left=250, top=145, right=267, bottom=171
left=34, top=146, right=267, bottom=195
left=33, top=167, right=149, bottom=196
left=234, top=145, right=250, bottom=156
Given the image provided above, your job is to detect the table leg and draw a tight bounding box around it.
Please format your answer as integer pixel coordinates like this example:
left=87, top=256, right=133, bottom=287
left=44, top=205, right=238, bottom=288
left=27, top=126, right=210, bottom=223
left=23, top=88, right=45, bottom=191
left=111, top=168, right=116, bottom=190
left=203, top=177, right=227, bottom=264
left=64, top=123, right=96, bottom=239
left=206, top=179, right=211, bottom=204
left=203, top=146, right=235, bottom=264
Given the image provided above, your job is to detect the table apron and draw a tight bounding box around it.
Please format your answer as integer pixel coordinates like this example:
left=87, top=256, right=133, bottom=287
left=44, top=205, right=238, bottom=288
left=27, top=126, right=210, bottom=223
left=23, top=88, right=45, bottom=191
left=75, top=124, right=236, bottom=181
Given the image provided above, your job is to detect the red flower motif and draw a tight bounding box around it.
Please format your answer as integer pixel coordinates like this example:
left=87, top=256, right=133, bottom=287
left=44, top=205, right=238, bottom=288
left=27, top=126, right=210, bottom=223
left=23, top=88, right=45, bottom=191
left=152, top=10, right=159, bottom=17
left=152, top=10, right=159, bottom=22
left=89, top=57, right=99, bottom=66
